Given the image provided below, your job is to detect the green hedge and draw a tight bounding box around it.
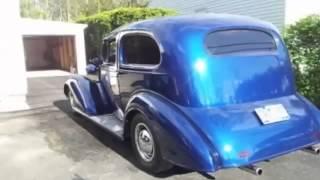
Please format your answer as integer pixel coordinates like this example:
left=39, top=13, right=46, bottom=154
left=285, top=15, right=320, bottom=106
left=77, top=7, right=176, bottom=59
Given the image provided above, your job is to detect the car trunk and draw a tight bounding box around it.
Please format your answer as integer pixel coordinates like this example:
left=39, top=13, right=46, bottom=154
left=184, top=52, right=320, bottom=167
left=190, top=54, right=295, bottom=106
left=181, top=94, right=320, bottom=167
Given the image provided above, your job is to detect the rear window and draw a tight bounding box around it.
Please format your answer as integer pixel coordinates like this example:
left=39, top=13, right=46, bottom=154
left=205, top=30, right=276, bottom=55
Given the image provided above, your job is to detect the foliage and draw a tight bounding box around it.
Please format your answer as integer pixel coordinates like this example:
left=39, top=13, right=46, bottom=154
left=20, top=0, right=150, bottom=21
left=20, top=0, right=48, bottom=19
left=284, top=15, right=320, bottom=106
left=77, top=7, right=176, bottom=59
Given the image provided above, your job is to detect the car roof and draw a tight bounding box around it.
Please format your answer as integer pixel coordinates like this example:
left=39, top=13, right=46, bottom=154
left=104, top=14, right=278, bottom=39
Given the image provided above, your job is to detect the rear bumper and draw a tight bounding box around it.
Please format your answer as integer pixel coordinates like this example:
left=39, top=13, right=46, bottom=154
left=220, top=141, right=320, bottom=170
left=218, top=131, right=320, bottom=169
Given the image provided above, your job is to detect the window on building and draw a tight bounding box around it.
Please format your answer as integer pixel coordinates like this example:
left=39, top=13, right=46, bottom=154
left=206, top=29, right=276, bottom=55
left=121, top=34, right=160, bottom=66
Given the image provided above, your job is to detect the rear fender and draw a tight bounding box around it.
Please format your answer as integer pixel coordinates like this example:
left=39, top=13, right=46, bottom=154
left=125, top=92, right=220, bottom=172
left=64, top=75, right=116, bottom=115
left=298, top=94, right=320, bottom=129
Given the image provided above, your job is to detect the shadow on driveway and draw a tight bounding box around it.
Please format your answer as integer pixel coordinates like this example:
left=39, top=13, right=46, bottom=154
left=53, top=100, right=204, bottom=179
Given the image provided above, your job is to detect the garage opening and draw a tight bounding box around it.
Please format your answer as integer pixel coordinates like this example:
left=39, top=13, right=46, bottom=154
left=23, top=36, right=77, bottom=73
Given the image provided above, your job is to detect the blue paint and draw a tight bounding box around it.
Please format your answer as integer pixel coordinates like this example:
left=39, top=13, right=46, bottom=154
left=67, top=76, right=115, bottom=115
left=65, top=14, right=320, bottom=173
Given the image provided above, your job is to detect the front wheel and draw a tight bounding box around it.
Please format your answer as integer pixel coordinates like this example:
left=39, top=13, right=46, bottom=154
left=130, top=113, right=171, bottom=174
left=68, top=91, right=78, bottom=114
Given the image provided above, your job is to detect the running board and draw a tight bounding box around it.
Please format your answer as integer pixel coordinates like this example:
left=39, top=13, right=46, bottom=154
left=74, top=108, right=124, bottom=139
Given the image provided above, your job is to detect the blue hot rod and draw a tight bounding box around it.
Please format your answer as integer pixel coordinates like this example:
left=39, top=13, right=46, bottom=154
left=64, top=14, right=320, bottom=175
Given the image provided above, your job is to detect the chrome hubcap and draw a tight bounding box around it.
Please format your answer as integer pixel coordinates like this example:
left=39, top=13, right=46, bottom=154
left=135, top=123, right=155, bottom=162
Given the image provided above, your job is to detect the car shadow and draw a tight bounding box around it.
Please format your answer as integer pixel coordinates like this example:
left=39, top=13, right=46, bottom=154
left=53, top=100, right=202, bottom=179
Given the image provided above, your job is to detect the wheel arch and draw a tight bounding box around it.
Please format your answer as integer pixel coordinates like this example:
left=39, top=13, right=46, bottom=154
left=123, top=91, right=219, bottom=172
left=124, top=109, right=141, bottom=139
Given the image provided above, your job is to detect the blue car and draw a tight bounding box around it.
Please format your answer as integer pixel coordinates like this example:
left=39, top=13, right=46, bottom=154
left=64, top=14, right=320, bottom=175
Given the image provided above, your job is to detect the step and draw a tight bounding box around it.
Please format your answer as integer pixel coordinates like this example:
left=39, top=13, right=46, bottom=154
left=74, top=108, right=124, bottom=139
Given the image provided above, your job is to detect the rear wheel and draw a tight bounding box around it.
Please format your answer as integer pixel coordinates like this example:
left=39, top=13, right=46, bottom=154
left=130, top=113, right=171, bottom=174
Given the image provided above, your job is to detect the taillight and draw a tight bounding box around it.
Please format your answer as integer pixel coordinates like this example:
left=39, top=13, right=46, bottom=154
left=238, top=151, right=251, bottom=158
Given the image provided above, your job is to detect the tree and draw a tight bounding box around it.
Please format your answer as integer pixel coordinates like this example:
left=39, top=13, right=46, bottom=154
left=20, top=0, right=48, bottom=19
left=285, top=15, right=320, bottom=106
left=77, top=7, right=176, bottom=59
left=20, top=0, right=150, bottom=21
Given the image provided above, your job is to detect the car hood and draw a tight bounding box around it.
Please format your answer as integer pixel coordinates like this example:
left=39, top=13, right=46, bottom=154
left=180, top=94, right=320, bottom=168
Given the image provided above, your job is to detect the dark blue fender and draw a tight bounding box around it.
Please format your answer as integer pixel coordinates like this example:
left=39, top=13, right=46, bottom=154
left=125, top=91, right=220, bottom=172
left=64, top=75, right=116, bottom=115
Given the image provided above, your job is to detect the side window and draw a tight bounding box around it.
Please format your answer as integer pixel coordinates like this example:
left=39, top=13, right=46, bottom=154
left=102, top=39, right=116, bottom=65
left=120, top=34, right=160, bottom=66
left=108, top=40, right=116, bottom=64
left=102, top=42, right=108, bottom=60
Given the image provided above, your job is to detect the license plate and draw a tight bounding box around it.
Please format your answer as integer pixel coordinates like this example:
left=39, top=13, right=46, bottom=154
left=255, top=104, right=290, bottom=125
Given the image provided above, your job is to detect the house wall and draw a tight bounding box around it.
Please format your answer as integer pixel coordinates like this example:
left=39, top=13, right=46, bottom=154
left=149, top=0, right=286, bottom=31
left=285, top=0, right=320, bottom=25
left=0, top=0, right=27, bottom=103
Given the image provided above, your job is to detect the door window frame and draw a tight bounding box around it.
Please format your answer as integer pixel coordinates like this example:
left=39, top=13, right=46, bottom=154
left=102, top=37, right=117, bottom=67
left=117, top=30, right=163, bottom=71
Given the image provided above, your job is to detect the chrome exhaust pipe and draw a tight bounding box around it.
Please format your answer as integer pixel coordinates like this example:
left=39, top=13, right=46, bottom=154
left=240, top=165, right=263, bottom=176
left=305, top=146, right=320, bottom=155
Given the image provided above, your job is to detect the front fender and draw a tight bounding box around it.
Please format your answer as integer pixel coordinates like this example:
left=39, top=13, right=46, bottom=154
left=125, top=92, right=220, bottom=172
left=64, top=75, right=115, bottom=115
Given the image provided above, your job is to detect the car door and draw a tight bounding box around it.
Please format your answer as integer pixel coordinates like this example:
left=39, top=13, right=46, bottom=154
left=100, top=37, right=122, bottom=109
left=117, top=31, right=162, bottom=108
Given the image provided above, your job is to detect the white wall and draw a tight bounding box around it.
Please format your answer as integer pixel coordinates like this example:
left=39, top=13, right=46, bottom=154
left=285, top=0, right=320, bottom=24
left=0, top=1, right=87, bottom=112
left=0, top=0, right=27, bottom=102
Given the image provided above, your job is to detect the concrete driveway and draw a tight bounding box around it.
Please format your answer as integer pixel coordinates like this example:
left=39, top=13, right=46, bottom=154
left=0, top=76, right=320, bottom=180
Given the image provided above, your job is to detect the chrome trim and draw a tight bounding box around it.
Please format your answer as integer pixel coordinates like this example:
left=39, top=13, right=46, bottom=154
left=65, top=79, right=86, bottom=110
left=135, top=122, right=155, bottom=162
left=125, top=93, right=140, bottom=112
left=68, top=90, right=77, bottom=109
left=116, top=30, right=163, bottom=70
left=240, top=165, right=263, bottom=176
left=114, top=108, right=124, bottom=121
left=305, top=145, right=320, bottom=155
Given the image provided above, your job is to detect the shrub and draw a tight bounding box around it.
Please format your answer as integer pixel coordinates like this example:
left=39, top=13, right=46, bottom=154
left=284, top=15, right=320, bottom=106
left=77, top=7, right=176, bottom=59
